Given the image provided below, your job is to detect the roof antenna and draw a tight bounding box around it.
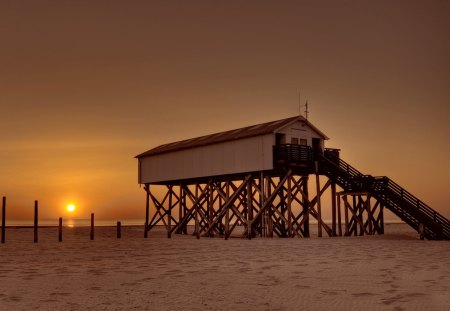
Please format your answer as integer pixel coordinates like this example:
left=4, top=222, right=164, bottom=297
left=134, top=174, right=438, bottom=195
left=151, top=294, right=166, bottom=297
left=297, top=88, right=301, bottom=117
left=304, top=100, right=309, bottom=120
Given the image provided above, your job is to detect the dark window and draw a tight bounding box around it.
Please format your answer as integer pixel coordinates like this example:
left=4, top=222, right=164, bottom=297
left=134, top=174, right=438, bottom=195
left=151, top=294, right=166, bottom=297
left=276, top=133, right=286, bottom=145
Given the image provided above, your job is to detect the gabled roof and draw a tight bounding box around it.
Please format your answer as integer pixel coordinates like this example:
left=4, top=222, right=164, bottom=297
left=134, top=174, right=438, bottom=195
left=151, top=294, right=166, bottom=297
left=136, top=116, right=328, bottom=158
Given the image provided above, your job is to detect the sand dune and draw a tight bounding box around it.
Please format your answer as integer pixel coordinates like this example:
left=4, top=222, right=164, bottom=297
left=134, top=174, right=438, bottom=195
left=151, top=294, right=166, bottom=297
left=0, top=224, right=449, bottom=310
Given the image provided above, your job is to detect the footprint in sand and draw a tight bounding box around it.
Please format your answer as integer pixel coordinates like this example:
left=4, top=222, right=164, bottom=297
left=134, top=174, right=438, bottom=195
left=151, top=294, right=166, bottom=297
left=4, top=295, right=23, bottom=302
left=50, top=292, right=71, bottom=296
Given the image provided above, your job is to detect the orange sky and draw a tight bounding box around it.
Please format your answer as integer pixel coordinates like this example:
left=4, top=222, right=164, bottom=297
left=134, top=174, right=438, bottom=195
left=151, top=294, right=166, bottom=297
left=1, top=0, right=449, bottom=221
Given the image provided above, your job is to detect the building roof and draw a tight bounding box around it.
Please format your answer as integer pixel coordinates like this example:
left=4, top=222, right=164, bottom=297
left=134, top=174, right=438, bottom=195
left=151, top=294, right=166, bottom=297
left=136, top=115, right=328, bottom=158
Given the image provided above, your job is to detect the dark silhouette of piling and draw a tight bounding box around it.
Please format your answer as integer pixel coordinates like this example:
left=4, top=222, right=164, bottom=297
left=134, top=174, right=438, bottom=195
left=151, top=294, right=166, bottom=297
left=90, top=213, right=94, bottom=240
left=34, top=200, right=38, bottom=243
left=117, top=221, right=121, bottom=239
left=59, top=217, right=63, bottom=242
left=1, top=196, right=5, bottom=243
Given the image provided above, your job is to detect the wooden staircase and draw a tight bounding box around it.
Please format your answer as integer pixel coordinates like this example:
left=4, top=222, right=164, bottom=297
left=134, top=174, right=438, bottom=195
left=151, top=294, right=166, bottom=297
left=320, top=149, right=450, bottom=240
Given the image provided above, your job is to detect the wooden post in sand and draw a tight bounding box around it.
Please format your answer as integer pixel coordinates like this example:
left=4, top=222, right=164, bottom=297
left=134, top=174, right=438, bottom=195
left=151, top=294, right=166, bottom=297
left=144, top=185, right=149, bottom=238
left=337, top=194, right=342, bottom=236
left=34, top=200, right=38, bottom=243
left=59, top=217, right=63, bottom=242
left=117, top=221, right=121, bottom=239
left=315, top=162, right=322, bottom=238
left=90, top=213, right=94, bottom=240
left=331, top=182, right=337, bottom=236
left=2, top=196, right=5, bottom=243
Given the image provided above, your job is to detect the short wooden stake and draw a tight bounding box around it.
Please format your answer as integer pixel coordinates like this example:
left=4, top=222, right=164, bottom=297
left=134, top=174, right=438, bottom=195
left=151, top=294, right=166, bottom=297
left=90, top=213, right=94, bottom=240
left=1, top=196, right=6, bottom=243
left=58, top=217, right=63, bottom=242
left=117, top=221, right=121, bottom=239
left=34, top=200, right=38, bottom=243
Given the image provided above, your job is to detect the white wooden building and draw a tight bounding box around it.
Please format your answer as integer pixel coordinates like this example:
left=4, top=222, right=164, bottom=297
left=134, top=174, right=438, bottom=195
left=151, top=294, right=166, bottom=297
left=136, top=116, right=328, bottom=184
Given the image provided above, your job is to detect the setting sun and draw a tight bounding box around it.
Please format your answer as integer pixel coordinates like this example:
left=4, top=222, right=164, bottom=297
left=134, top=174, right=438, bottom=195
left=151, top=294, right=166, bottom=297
left=66, top=204, right=76, bottom=213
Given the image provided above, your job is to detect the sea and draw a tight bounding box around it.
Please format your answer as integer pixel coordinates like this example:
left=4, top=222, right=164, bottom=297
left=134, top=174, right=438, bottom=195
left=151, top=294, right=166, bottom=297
left=3, top=219, right=145, bottom=227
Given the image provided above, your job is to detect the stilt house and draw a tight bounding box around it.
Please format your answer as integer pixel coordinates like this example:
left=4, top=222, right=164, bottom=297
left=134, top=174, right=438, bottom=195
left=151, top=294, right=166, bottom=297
left=136, top=116, right=328, bottom=184
left=136, top=115, right=450, bottom=240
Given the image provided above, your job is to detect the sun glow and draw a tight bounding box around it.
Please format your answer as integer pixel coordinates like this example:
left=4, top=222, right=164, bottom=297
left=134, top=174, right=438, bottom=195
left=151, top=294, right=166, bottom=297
left=66, top=204, right=76, bottom=213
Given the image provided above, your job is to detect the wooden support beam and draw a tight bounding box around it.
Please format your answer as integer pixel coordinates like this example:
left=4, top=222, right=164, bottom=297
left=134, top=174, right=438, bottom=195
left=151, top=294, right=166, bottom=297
left=225, top=180, right=230, bottom=240
left=267, top=175, right=273, bottom=237
left=353, top=195, right=358, bottom=236
left=144, top=185, right=149, bottom=238
left=208, top=181, right=214, bottom=237
left=331, top=182, right=337, bottom=236
left=302, top=176, right=309, bottom=237
left=315, top=162, right=322, bottom=238
left=168, top=185, right=173, bottom=238
left=259, top=173, right=264, bottom=237
left=203, top=176, right=251, bottom=237
left=287, top=176, right=292, bottom=238
left=195, top=184, right=200, bottom=239
left=379, top=203, right=384, bottom=234
left=344, top=195, right=349, bottom=236
left=252, top=170, right=292, bottom=227
left=337, top=193, right=342, bottom=236
left=247, top=178, right=252, bottom=240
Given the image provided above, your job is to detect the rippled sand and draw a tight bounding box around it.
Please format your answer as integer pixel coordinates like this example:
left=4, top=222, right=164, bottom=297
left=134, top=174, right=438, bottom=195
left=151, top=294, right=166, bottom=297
left=0, top=224, right=449, bottom=310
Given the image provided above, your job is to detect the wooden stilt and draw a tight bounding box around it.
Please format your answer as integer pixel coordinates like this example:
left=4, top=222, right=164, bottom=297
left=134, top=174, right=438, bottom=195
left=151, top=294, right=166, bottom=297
left=178, top=184, right=183, bottom=234
left=315, top=162, right=322, bottom=238
left=259, top=173, right=264, bottom=238
left=344, top=195, right=349, bottom=236
left=247, top=179, right=252, bottom=240
left=367, top=196, right=373, bottom=235
left=267, top=177, right=273, bottom=238
left=195, top=184, right=200, bottom=239
left=208, top=181, right=214, bottom=237
left=34, top=200, right=38, bottom=243
left=303, top=176, right=310, bottom=237
left=168, top=186, right=172, bottom=239
left=353, top=195, right=358, bottom=236
left=225, top=180, right=230, bottom=240
left=144, top=184, right=149, bottom=238
left=337, top=194, right=342, bottom=236
left=287, top=176, right=292, bottom=238
left=331, top=182, right=337, bottom=236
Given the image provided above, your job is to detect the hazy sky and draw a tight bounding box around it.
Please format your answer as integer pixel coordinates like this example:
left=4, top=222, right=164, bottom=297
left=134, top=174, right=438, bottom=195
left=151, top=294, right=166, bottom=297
left=1, top=0, right=449, bottom=221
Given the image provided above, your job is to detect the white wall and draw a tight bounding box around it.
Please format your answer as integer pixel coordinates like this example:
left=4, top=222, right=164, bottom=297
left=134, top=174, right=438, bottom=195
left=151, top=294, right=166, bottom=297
left=139, top=134, right=274, bottom=184
left=277, top=120, right=325, bottom=149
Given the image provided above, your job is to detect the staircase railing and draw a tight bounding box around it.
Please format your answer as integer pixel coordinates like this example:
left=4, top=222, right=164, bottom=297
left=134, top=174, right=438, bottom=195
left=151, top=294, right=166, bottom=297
left=374, top=176, right=450, bottom=239
left=321, top=149, right=450, bottom=240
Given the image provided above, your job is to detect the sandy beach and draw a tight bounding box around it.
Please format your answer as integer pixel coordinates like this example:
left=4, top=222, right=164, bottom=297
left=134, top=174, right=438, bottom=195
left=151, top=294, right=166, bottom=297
left=0, top=224, right=449, bottom=311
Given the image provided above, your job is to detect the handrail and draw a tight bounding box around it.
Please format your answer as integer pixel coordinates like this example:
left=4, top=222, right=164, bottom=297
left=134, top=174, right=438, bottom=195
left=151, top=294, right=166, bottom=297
left=323, top=149, right=363, bottom=178
left=273, top=144, right=313, bottom=164
left=322, top=151, right=450, bottom=239
left=379, top=177, right=450, bottom=237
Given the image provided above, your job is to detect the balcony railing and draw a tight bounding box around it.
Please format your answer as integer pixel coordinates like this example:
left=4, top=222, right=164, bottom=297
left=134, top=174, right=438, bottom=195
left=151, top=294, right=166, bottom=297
left=273, top=144, right=313, bottom=166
